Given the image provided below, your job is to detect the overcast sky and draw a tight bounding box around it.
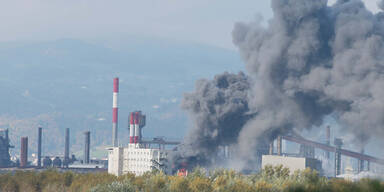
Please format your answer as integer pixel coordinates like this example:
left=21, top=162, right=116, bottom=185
left=0, top=0, right=381, bottom=49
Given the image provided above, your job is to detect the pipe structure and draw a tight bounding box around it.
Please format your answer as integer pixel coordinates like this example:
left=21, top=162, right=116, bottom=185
left=358, top=149, right=365, bottom=173
left=282, top=135, right=384, bottom=165
left=335, top=148, right=341, bottom=176
left=37, top=127, right=42, bottom=168
left=269, top=142, right=274, bottom=155
left=129, top=112, right=135, bottom=144
left=64, top=128, right=70, bottom=168
left=112, top=77, right=119, bottom=147
left=140, top=138, right=180, bottom=145
left=84, top=131, right=90, bottom=164
left=334, top=138, right=343, bottom=176
left=325, top=126, right=330, bottom=159
left=300, top=144, right=315, bottom=158
left=277, top=136, right=282, bottom=156
left=20, top=137, right=28, bottom=167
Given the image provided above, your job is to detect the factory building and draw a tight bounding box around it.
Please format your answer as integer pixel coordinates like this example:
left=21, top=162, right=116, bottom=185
left=262, top=155, right=322, bottom=173
left=263, top=127, right=384, bottom=177
left=108, top=144, right=169, bottom=176
left=107, top=79, right=171, bottom=176
left=108, top=111, right=170, bottom=176
left=108, top=78, right=174, bottom=176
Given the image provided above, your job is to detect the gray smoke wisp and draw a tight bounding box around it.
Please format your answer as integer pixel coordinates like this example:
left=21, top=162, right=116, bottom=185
left=178, top=0, right=384, bottom=170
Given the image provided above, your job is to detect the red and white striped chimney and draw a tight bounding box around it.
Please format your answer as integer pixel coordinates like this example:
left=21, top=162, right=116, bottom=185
left=129, top=112, right=135, bottom=144
left=134, top=112, right=140, bottom=144
left=112, top=77, right=119, bottom=147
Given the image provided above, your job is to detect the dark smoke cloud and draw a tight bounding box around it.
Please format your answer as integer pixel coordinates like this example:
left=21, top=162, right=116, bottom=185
left=179, top=0, right=384, bottom=170
left=379, top=0, right=384, bottom=11
left=174, top=72, right=252, bottom=167
left=234, top=0, right=384, bottom=156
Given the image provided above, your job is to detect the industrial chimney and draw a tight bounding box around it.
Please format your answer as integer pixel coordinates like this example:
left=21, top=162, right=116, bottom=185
left=112, top=77, right=119, bottom=147
left=84, top=131, right=90, bottom=164
left=129, top=112, right=135, bottom=144
left=37, top=127, right=42, bottom=168
left=129, top=111, right=146, bottom=144
left=134, top=112, right=140, bottom=143
left=20, top=137, right=28, bottom=167
left=64, top=128, right=70, bottom=168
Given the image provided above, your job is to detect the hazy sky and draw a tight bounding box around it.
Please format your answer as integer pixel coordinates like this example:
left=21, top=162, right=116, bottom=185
left=0, top=0, right=381, bottom=49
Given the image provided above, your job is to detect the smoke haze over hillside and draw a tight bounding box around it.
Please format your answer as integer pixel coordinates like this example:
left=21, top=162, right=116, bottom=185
left=0, top=38, right=243, bottom=156
left=179, top=0, right=384, bottom=170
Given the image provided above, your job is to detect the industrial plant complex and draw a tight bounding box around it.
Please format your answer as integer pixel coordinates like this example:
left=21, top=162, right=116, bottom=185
left=107, top=78, right=178, bottom=176
left=2, top=0, right=384, bottom=191
left=0, top=125, right=105, bottom=172
left=0, top=78, right=180, bottom=175
left=262, top=133, right=383, bottom=177
left=0, top=77, right=383, bottom=179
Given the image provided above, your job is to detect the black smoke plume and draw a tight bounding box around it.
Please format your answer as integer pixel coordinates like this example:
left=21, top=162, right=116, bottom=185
left=171, top=72, right=253, bottom=169
left=176, top=0, right=384, bottom=170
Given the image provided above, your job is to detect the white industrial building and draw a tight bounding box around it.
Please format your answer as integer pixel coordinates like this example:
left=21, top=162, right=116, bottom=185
left=262, top=155, right=322, bottom=174
left=107, top=82, right=175, bottom=176
left=108, top=143, right=170, bottom=176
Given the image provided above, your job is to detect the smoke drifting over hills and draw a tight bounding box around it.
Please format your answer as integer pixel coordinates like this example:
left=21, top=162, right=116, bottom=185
left=379, top=0, right=384, bottom=10
left=178, top=0, right=384, bottom=170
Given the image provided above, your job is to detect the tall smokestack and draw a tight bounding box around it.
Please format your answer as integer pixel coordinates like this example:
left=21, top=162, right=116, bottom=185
left=134, top=112, right=140, bottom=143
left=112, top=77, right=119, bottom=147
left=64, top=128, right=70, bottom=168
left=129, top=112, right=135, bottom=144
left=84, top=131, right=90, bottom=164
left=20, top=137, right=28, bottom=167
left=37, top=127, right=42, bottom=168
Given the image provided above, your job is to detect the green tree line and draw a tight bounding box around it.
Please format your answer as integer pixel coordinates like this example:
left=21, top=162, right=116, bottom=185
left=0, top=166, right=383, bottom=192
